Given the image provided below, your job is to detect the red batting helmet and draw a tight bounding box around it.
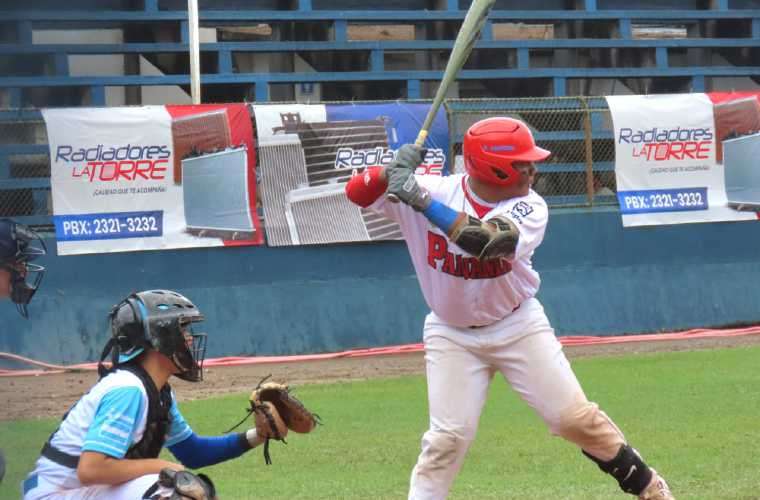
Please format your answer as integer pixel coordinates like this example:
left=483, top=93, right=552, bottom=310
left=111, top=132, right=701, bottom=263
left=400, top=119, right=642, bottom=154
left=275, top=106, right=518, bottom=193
left=463, top=117, right=551, bottom=187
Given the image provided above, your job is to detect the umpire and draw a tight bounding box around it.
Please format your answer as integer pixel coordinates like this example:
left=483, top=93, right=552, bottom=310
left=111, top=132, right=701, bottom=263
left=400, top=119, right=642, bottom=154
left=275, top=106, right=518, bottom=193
left=0, top=218, right=46, bottom=319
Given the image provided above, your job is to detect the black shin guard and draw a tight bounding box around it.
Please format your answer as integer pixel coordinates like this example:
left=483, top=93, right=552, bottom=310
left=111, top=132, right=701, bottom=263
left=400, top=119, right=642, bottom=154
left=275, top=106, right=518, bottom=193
left=583, top=445, right=653, bottom=495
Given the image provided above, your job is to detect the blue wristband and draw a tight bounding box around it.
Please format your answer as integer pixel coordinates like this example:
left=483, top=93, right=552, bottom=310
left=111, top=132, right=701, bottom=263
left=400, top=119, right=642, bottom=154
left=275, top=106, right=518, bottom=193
left=422, top=199, right=460, bottom=234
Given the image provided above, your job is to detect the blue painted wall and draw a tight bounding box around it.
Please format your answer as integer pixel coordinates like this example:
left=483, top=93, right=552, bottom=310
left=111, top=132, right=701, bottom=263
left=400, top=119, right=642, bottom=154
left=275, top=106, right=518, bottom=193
left=2, top=207, right=759, bottom=365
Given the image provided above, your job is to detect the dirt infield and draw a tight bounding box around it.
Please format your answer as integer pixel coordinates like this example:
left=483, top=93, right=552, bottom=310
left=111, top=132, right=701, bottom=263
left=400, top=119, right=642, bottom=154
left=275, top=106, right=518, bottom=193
left=2, top=334, right=760, bottom=422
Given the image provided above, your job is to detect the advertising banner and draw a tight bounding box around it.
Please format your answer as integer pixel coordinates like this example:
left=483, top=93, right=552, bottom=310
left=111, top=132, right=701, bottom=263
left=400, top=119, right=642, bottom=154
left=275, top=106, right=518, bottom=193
left=607, top=92, right=760, bottom=226
left=253, top=102, right=449, bottom=246
left=42, top=104, right=263, bottom=255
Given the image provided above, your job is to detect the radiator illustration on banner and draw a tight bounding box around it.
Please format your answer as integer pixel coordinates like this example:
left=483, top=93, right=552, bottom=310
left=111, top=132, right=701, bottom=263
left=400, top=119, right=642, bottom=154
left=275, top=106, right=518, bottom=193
left=181, top=146, right=256, bottom=240
left=259, top=110, right=402, bottom=246
left=713, top=96, right=760, bottom=212
left=713, top=96, right=760, bottom=164
left=254, top=102, right=449, bottom=246
left=171, top=109, right=233, bottom=184
left=723, top=132, right=760, bottom=211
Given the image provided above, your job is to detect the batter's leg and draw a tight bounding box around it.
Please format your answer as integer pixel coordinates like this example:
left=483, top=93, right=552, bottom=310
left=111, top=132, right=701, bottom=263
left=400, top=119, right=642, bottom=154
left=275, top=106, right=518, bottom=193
left=491, top=301, right=673, bottom=499
left=408, top=328, right=493, bottom=500
left=485, top=300, right=623, bottom=454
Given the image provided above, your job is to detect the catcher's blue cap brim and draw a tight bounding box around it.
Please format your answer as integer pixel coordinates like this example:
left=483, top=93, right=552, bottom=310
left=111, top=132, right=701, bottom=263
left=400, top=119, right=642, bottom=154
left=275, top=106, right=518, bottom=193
left=118, top=347, right=144, bottom=364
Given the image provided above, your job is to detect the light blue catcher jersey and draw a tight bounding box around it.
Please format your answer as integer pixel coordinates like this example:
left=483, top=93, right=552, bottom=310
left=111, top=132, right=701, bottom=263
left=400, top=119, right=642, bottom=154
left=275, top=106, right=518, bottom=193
left=25, top=368, right=192, bottom=490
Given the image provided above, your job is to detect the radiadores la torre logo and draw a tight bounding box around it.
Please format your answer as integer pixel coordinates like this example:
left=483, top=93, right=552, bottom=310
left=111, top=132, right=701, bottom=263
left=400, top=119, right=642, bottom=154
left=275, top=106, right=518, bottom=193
left=617, top=126, right=714, bottom=162
left=54, top=143, right=171, bottom=182
left=334, top=147, right=446, bottom=175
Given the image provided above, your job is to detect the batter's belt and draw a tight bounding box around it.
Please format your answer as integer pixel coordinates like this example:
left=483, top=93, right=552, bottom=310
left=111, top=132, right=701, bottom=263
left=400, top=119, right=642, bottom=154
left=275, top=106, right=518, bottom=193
left=467, top=303, right=521, bottom=329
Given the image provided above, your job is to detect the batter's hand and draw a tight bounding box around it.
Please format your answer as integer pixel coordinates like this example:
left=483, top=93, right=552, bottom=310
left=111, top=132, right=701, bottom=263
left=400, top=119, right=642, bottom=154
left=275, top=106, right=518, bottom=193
left=386, top=144, right=426, bottom=204
left=386, top=168, right=432, bottom=212
left=388, top=144, right=427, bottom=176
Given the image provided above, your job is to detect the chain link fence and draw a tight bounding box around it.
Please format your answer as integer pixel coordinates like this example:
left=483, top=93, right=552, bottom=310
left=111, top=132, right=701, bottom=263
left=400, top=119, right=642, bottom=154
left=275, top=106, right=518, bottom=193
left=0, top=97, right=619, bottom=232
left=0, top=111, right=51, bottom=230
left=446, top=97, right=618, bottom=207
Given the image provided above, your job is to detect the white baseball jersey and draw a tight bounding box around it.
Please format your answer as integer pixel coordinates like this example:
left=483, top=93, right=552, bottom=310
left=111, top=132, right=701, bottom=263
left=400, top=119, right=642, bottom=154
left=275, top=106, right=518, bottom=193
left=371, top=173, right=548, bottom=328
left=23, top=369, right=192, bottom=498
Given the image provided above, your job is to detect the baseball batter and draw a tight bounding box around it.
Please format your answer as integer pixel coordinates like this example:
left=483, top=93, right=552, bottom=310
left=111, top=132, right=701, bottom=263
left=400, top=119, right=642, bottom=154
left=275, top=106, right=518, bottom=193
left=0, top=218, right=46, bottom=318
left=345, top=117, right=674, bottom=500
left=22, top=290, right=280, bottom=500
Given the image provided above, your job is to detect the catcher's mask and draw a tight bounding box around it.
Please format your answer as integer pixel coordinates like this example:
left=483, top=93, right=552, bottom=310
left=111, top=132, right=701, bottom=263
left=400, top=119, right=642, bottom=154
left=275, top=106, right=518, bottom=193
left=0, top=219, right=46, bottom=319
left=102, top=290, right=207, bottom=382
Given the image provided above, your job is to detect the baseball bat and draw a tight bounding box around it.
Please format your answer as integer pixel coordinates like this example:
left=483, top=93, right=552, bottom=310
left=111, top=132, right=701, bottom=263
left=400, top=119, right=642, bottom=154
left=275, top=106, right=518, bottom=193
left=387, top=0, right=497, bottom=202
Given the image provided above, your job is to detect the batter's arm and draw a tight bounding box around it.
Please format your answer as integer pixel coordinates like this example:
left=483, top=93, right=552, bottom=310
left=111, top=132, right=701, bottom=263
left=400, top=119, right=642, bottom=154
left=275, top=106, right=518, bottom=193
left=423, top=200, right=519, bottom=260
left=345, top=166, right=388, bottom=208
left=345, top=144, right=427, bottom=208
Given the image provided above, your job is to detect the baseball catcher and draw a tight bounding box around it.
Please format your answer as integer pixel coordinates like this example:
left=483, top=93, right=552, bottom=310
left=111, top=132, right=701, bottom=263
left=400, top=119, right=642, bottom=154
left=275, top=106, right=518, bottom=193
left=228, top=376, right=320, bottom=465
left=22, top=290, right=279, bottom=500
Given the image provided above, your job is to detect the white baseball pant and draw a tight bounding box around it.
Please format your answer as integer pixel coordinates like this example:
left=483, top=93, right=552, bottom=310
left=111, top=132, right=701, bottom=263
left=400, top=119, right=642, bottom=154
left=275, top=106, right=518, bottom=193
left=408, top=297, right=624, bottom=500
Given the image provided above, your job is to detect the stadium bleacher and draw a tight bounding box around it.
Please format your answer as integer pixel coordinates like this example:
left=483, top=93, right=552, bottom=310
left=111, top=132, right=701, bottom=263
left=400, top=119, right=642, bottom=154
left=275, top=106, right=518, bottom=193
left=1, top=0, right=759, bottom=224
left=1, top=0, right=759, bottom=106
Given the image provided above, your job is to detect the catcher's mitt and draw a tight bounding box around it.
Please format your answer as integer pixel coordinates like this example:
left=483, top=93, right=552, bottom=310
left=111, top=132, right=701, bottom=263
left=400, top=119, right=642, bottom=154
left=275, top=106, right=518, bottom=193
left=253, top=401, right=288, bottom=465
left=250, top=377, right=321, bottom=434
left=225, top=375, right=320, bottom=465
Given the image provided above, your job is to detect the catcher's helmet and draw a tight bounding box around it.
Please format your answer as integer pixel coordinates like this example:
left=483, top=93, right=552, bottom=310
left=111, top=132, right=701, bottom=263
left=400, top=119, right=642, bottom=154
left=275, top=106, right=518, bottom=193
left=463, top=117, right=550, bottom=187
left=107, top=290, right=207, bottom=382
left=0, top=219, right=46, bottom=318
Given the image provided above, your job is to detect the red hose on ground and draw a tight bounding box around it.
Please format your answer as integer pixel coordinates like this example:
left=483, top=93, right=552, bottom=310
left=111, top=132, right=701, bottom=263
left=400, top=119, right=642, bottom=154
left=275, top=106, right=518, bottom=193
left=2, top=325, right=759, bottom=377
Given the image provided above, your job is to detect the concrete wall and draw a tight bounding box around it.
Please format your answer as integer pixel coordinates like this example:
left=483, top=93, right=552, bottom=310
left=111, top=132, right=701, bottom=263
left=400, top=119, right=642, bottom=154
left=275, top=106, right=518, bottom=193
left=2, top=207, right=759, bottom=364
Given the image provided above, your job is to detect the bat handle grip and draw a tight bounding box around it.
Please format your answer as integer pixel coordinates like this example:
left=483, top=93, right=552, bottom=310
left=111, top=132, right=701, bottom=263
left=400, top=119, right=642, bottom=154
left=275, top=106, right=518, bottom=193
left=415, top=130, right=429, bottom=148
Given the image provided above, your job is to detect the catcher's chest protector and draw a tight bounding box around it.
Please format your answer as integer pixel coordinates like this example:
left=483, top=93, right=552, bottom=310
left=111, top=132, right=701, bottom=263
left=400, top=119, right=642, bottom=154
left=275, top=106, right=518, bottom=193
left=40, top=363, right=172, bottom=469
left=121, top=363, right=172, bottom=459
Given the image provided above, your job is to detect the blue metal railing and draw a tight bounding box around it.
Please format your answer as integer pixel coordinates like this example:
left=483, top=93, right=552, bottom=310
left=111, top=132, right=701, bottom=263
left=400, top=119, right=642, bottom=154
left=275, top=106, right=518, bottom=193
left=5, top=9, right=759, bottom=21
left=1, top=67, right=756, bottom=104
left=2, top=3, right=759, bottom=103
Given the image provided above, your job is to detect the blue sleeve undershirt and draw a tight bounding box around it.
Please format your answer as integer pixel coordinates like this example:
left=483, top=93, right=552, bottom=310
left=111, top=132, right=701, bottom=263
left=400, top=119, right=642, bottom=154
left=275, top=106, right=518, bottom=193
left=422, top=199, right=460, bottom=234
left=168, top=432, right=251, bottom=469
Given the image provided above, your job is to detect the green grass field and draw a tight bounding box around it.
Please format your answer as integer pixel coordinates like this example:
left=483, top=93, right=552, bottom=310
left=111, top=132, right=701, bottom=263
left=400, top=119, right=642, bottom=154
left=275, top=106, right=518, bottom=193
left=2, top=346, right=759, bottom=499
